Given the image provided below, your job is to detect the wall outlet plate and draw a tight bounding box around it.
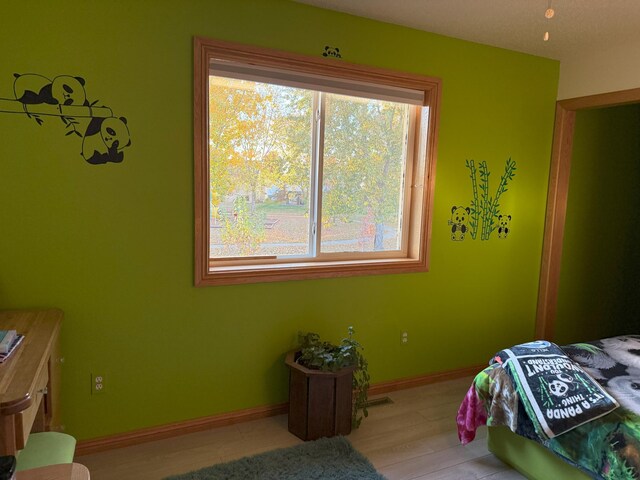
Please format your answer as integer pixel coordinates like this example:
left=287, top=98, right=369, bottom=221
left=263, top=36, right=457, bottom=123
left=91, top=373, right=105, bottom=394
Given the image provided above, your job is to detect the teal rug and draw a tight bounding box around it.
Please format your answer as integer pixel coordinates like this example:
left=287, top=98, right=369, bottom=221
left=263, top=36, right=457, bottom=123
left=164, top=436, right=386, bottom=480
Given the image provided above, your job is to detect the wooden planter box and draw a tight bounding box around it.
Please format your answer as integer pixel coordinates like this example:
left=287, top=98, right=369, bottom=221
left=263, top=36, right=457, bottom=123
left=285, top=350, right=355, bottom=441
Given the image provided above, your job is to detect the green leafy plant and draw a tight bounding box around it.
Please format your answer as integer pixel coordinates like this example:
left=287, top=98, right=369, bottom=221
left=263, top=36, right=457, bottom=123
left=296, top=326, right=370, bottom=428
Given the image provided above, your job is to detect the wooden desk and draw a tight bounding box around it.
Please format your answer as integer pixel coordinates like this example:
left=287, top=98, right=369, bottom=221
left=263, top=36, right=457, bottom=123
left=16, top=463, right=90, bottom=480
left=0, top=310, right=63, bottom=455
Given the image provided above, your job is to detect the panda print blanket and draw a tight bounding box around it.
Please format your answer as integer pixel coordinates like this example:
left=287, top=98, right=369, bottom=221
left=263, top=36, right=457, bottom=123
left=562, top=336, right=640, bottom=417
left=459, top=336, right=640, bottom=479
left=492, top=341, right=619, bottom=439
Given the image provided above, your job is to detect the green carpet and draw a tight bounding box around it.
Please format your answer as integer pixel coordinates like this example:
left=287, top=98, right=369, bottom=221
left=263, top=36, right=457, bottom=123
left=164, top=436, right=387, bottom=480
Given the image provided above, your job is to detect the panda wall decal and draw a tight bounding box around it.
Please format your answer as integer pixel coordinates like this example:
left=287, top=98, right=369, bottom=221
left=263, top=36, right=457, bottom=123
left=449, top=158, right=516, bottom=241
left=0, top=73, right=131, bottom=165
left=498, top=215, right=512, bottom=239
left=322, top=46, right=342, bottom=58
left=448, top=206, right=470, bottom=241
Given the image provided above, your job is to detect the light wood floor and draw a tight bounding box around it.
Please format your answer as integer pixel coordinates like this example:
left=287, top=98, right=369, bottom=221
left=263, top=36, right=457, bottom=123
left=77, top=376, right=524, bottom=479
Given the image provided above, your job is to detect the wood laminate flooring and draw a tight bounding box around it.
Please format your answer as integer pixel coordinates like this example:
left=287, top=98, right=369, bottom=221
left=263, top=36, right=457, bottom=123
left=77, top=376, right=524, bottom=479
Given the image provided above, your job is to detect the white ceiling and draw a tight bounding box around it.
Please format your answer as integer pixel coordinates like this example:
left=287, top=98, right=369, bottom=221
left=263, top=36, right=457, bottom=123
left=293, top=0, right=640, bottom=62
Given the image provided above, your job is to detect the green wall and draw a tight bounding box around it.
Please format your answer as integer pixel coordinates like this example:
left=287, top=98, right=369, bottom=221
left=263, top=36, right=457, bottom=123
left=0, top=0, right=558, bottom=440
left=556, top=105, right=640, bottom=344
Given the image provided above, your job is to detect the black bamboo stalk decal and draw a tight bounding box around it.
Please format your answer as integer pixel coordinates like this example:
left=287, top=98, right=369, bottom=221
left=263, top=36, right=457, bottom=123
left=0, top=98, right=113, bottom=119
left=465, top=159, right=480, bottom=240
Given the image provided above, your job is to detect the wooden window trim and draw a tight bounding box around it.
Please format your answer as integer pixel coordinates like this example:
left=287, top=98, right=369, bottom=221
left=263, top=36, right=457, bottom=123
left=194, top=37, right=442, bottom=286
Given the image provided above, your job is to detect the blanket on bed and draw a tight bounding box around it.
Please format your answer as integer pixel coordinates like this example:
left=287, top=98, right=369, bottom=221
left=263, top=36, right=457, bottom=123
left=458, top=336, right=640, bottom=479
left=562, top=336, right=640, bottom=417
left=493, top=340, right=619, bottom=439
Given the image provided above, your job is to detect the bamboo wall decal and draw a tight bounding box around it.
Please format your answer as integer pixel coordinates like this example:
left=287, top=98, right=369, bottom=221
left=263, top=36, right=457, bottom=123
left=465, top=159, right=480, bottom=240
left=461, top=158, right=516, bottom=241
left=486, top=158, right=517, bottom=238
left=478, top=161, right=491, bottom=240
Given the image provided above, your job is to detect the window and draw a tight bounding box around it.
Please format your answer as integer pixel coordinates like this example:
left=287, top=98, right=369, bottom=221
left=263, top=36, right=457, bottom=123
left=194, top=37, right=441, bottom=286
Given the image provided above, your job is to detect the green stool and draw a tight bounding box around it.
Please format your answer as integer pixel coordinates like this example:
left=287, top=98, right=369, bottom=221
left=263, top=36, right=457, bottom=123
left=16, top=432, right=76, bottom=471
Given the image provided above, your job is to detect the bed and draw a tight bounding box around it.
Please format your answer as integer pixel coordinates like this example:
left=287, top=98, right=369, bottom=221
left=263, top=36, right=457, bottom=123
left=457, top=336, right=640, bottom=479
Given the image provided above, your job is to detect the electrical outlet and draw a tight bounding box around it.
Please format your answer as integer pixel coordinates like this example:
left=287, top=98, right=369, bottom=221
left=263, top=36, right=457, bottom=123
left=91, top=373, right=105, bottom=394
left=401, top=331, right=408, bottom=344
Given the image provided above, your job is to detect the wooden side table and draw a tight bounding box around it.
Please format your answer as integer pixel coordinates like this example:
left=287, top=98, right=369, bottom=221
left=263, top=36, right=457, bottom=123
left=16, top=463, right=90, bottom=480
left=0, top=309, right=63, bottom=455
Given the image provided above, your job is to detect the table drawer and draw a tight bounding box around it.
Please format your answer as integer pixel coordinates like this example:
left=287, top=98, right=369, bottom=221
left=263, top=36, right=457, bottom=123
left=14, top=366, right=49, bottom=450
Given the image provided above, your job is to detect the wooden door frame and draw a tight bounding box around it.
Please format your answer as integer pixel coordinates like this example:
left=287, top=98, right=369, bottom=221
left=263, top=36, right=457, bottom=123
left=535, top=87, right=640, bottom=340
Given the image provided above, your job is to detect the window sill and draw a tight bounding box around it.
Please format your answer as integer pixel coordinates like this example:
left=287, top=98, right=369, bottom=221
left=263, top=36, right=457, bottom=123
left=196, top=256, right=428, bottom=286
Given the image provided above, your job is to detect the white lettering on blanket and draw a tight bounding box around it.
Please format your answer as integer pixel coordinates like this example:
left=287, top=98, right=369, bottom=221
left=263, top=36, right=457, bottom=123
left=546, top=396, right=606, bottom=419
left=524, top=358, right=582, bottom=377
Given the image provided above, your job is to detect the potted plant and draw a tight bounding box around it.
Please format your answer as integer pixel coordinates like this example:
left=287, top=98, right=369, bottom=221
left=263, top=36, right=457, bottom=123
left=285, top=326, right=370, bottom=441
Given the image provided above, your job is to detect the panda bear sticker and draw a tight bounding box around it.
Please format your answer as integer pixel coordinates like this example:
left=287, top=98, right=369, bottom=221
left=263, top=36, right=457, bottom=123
left=81, top=116, right=130, bottom=164
left=322, top=45, right=342, bottom=58
left=448, top=206, right=470, bottom=241
left=0, top=73, right=131, bottom=165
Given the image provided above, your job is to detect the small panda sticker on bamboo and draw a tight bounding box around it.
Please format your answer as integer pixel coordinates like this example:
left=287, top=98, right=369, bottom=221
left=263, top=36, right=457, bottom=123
left=498, top=215, right=512, bottom=239
left=449, top=206, right=470, bottom=241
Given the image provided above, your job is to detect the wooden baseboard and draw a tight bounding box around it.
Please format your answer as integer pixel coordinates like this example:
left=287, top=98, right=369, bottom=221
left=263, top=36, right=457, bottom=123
left=76, top=363, right=482, bottom=456
left=75, top=403, right=288, bottom=456
left=367, top=364, right=484, bottom=397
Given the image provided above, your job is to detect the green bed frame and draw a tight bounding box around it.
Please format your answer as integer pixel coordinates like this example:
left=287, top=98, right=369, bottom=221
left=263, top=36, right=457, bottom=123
left=488, top=426, right=592, bottom=479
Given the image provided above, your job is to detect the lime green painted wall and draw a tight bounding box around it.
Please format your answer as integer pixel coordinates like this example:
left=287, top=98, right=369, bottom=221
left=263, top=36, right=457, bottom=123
left=0, top=0, right=558, bottom=440
left=556, top=105, right=640, bottom=344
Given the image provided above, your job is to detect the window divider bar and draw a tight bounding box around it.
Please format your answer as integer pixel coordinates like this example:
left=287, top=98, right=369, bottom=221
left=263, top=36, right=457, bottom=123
left=313, top=93, right=326, bottom=257
left=309, top=92, right=320, bottom=257
left=399, top=106, right=418, bottom=255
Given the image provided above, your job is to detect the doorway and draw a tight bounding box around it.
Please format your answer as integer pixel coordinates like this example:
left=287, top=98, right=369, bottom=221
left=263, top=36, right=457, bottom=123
left=536, top=87, right=640, bottom=340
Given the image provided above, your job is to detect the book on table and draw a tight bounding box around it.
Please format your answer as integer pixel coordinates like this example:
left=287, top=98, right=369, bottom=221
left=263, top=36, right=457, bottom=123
left=0, top=331, right=17, bottom=354
left=0, top=335, right=24, bottom=363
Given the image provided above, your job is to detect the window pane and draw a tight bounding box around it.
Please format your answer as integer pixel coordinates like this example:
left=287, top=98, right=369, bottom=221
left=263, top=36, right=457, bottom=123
left=208, top=77, right=314, bottom=258
left=321, top=94, right=409, bottom=253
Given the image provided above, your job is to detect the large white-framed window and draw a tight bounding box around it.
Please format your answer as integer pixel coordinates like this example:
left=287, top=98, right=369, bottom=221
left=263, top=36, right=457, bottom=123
left=194, top=37, right=441, bottom=286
